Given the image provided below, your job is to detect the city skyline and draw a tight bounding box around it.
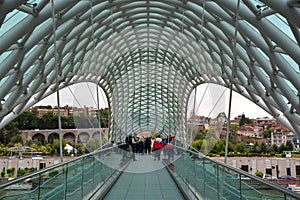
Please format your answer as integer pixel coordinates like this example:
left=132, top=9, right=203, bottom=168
left=36, top=83, right=272, bottom=120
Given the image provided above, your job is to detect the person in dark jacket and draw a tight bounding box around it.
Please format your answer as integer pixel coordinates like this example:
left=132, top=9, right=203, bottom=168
left=125, top=133, right=137, bottom=161
left=144, top=137, right=152, bottom=155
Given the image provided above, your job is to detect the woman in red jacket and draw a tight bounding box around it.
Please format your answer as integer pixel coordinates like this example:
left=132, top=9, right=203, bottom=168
left=153, top=135, right=163, bottom=160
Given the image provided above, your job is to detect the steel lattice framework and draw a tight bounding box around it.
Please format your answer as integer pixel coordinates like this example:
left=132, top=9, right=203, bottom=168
left=0, top=0, right=300, bottom=141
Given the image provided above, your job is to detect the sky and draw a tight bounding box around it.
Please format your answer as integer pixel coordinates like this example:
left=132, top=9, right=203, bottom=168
left=36, top=83, right=272, bottom=120
left=187, top=84, right=272, bottom=119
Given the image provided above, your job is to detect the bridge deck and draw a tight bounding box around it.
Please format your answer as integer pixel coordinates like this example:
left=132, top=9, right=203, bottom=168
left=103, top=154, right=184, bottom=200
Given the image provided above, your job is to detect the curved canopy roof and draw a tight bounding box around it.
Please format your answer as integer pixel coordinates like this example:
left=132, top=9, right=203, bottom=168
left=0, top=0, right=300, bottom=140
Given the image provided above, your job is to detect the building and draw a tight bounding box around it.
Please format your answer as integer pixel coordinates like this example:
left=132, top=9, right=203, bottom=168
left=271, top=131, right=287, bottom=146
left=30, top=106, right=71, bottom=117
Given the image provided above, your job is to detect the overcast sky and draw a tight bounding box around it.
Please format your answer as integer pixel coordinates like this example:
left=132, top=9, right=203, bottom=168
left=36, top=83, right=272, bottom=120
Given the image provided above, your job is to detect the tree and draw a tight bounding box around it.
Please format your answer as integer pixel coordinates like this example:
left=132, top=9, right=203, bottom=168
left=244, top=118, right=253, bottom=124
left=86, top=138, right=101, bottom=152
left=263, top=128, right=274, bottom=138
left=17, top=111, right=39, bottom=130
left=286, top=141, right=294, bottom=151
left=230, top=124, right=239, bottom=131
left=193, top=129, right=207, bottom=140
left=252, top=141, right=261, bottom=153
left=239, top=114, right=246, bottom=126
left=260, top=142, right=267, bottom=153
left=51, top=139, right=67, bottom=155
left=61, top=115, right=75, bottom=129
left=200, top=137, right=217, bottom=155
left=279, top=144, right=287, bottom=153
left=236, top=142, right=246, bottom=153
left=272, top=144, right=279, bottom=153
left=40, top=111, right=57, bottom=129
left=11, top=134, right=23, bottom=145
left=192, top=139, right=203, bottom=151
left=0, top=121, right=20, bottom=145
left=99, top=108, right=109, bottom=128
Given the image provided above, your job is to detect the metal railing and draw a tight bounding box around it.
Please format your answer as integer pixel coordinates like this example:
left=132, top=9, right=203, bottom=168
left=172, top=146, right=300, bottom=200
left=0, top=146, right=127, bottom=200
left=1, top=145, right=300, bottom=200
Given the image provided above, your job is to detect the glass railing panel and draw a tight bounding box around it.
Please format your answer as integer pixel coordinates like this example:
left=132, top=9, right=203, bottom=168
left=39, top=165, right=67, bottom=199
left=195, top=159, right=205, bottom=196
left=0, top=173, right=40, bottom=200
left=220, top=167, right=241, bottom=199
left=240, top=174, right=294, bottom=200
left=172, top=147, right=300, bottom=200
left=82, top=156, right=94, bottom=198
left=203, top=159, right=218, bottom=199
left=0, top=145, right=125, bottom=200
left=66, top=159, right=83, bottom=200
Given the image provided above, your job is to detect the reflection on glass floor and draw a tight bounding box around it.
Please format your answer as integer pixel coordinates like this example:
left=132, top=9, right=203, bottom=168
left=104, top=154, right=184, bottom=200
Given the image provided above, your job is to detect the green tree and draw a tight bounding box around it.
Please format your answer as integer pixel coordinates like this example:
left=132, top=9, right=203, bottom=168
left=271, top=144, right=279, bottom=153
left=40, top=111, right=57, bottom=129
left=199, top=137, right=217, bottom=155
left=263, top=128, right=274, bottom=138
left=51, top=139, right=67, bottom=155
left=86, top=138, right=101, bottom=152
left=230, top=124, right=239, bottom=131
left=244, top=118, right=253, bottom=124
left=192, top=139, right=203, bottom=151
left=239, top=114, right=246, bottom=126
left=236, top=142, right=246, bottom=153
left=279, top=144, right=287, bottom=153
left=260, top=142, right=267, bottom=153
left=61, top=115, right=75, bottom=129
left=17, top=111, right=39, bottom=130
left=193, top=129, right=207, bottom=140
left=0, top=121, right=20, bottom=145
left=99, top=108, right=109, bottom=128
left=11, top=134, right=23, bottom=145
left=286, top=141, right=294, bottom=151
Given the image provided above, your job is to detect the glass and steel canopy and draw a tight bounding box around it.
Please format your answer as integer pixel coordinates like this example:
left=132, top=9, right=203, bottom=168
left=0, top=0, right=300, bottom=141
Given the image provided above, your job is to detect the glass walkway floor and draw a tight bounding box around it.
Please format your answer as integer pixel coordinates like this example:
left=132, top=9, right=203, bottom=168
left=0, top=146, right=299, bottom=200
left=104, top=155, right=184, bottom=200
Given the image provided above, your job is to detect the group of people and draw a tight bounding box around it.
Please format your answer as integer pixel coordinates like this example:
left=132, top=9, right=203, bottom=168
left=120, top=133, right=176, bottom=161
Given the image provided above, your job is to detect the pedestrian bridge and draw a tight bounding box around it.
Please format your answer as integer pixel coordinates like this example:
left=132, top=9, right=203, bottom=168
left=1, top=0, right=300, bottom=199
left=0, top=145, right=299, bottom=200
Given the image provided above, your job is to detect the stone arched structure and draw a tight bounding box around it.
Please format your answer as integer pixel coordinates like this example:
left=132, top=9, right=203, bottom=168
left=20, top=128, right=109, bottom=145
left=92, top=131, right=104, bottom=140
left=63, top=132, right=76, bottom=145
left=78, top=132, right=90, bottom=144
left=32, top=133, right=45, bottom=144
left=48, top=133, right=59, bottom=144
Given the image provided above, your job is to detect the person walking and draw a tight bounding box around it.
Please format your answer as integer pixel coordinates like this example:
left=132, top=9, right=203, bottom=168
left=125, top=133, right=137, bottom=161
left=144, top=137, right=151, bottom=155
left=153, top=135, right=163, bottom=160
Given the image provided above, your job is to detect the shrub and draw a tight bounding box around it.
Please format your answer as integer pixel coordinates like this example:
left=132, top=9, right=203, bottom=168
left=255, top=171, right=263, bottom=178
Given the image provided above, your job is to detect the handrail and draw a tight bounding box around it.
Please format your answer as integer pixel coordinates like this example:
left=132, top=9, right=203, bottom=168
left=1, top=145, right=299, bottom=199
left=0, top=145, right=115, bottom=189
left=175, top=145, right=300, bottom=199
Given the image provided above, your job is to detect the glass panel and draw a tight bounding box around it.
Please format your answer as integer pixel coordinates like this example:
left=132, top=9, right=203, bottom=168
left=173, top=148, right=300, bottom=199
left=66, top=160, right=83, bottom=200
left=0, top=173, right=40, bottom=200
left=203, top=159, right=218, bottom=199
left=221, top=168, right=241, bottom=199
left=82, top=156, right=94, bottom=197
left=39, top=165, right=66, bottom=199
